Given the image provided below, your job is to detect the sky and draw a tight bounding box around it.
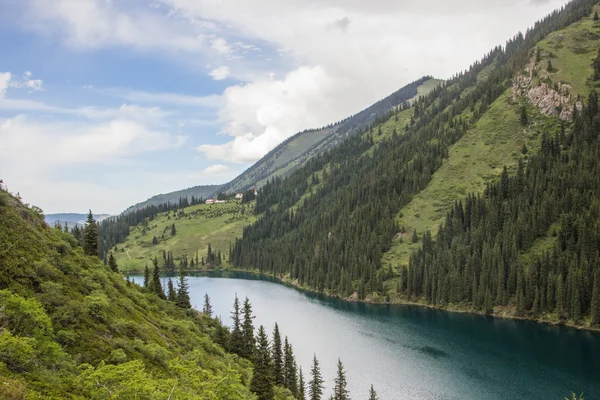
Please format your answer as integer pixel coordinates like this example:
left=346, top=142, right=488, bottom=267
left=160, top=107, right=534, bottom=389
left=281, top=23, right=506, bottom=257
left=0, top=0, right=568, bottom=214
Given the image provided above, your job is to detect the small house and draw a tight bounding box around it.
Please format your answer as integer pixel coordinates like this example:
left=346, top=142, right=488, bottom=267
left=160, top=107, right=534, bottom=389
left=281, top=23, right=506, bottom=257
left=235, top=193, right=243, bottom=200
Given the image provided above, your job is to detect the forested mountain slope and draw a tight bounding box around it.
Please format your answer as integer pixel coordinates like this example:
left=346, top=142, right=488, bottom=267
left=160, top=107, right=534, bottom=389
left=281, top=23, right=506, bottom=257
left=209, top=77, right=438, bottom=195
left=230, top=0, right=600, bottom=329
left=0, top=189, right=256, bottom=398
left=123, top=184, right=222, bottom=214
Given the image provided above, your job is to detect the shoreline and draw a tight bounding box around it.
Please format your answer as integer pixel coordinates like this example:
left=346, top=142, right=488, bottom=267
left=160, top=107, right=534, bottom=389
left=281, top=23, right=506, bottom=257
left=126, top=266, right=600, bottom=334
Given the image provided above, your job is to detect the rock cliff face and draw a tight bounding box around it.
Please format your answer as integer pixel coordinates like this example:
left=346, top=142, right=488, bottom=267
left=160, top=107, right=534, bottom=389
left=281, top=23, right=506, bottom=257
left=512, top=75, right=582, bottom=121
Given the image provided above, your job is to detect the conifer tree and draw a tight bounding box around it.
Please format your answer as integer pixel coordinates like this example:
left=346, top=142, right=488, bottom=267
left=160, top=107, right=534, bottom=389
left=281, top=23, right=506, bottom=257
left=230, top=295, right=244, bottom=356
left=171, top=223, right=176, bottom=236
left=595, top=10, right=599, bottom=20
left=520, top=105, right=528, bottom=126
left=151, top=257, right=166, bottom=299
left=108, top=252, right=118, bottom=272
left=411, top=230, right=419, bottom=243
left=283, top=337, right=298, bottom=396
left=369, top=384, right=378, bottom=400
left=272, top=323, right=284, bottom=386
left=591, top=269, right=600, bottom=326
left=241, top=297, right=256, bottom=360
left=333, top=359, right=349, bottom=400
left=167, top=278, right=177, bottom=302
left=143, top=264, right=150, bottom=289
left=203, top=293, right=213, bottom=317
left=83, top=210, right=98, bottom=256
left=309, top=354, right=324, bottom=400
left=547, top=59, right=553, bottom=71
left=298, top=367, right=306, bottom=400
left=176, top=267, right=191, bottom=308
left=250, top=325, right=274, bottom=400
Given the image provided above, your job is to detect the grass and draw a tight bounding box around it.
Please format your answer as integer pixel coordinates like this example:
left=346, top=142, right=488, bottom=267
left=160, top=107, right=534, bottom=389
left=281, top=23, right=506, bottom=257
left=536, top=8, right=600, bottom=97
left=382, top=89, right=557, bottom=271
left=113, top=201, right=256, bottom=272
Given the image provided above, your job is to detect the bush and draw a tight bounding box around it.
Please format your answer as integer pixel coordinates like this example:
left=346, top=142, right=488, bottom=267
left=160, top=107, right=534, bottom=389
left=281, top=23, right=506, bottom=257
left=0, top=331, right=36, bottom=372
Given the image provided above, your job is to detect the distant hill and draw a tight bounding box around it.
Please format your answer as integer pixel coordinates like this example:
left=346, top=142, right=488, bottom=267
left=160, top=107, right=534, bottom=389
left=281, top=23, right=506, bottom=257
left=45, top=212, right=111, bottom=228
left=218, top=76, right=440, bottom=194
left=122, top=184, right=221, bottom=214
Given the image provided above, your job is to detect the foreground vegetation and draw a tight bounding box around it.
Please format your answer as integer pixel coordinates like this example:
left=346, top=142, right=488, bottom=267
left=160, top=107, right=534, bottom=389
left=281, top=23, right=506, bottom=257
left=1, top=188, right=379, bottom=399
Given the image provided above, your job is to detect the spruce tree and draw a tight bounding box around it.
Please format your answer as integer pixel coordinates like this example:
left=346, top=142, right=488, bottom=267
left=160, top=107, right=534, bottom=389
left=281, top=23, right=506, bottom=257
left=369, top=384, right=378, bottom=400
left=167, top=278, right=177, bottom=302
left=250, top=325, right=274, bottom=400
left=82, top=210, right=98, bottom=256
left=203, top=292, right=213, bottom=317
left=333, top=358, right=349, bottom=400
left=241, top=297, right=256, bottom=360
left=108, top=252, right=118, bottom=272
left=272, top=323, right=284, bottom=386
left=309, top=354, right=324, bottom=400
left=298, top=367, right=306, bottom=400
left=230, top=295, right=244, bottom=356
left=151, top=257, right=166, bottom=299
left=520, top=105, right=528, bottom=126
left=283, top=337, right=298, bottom=396
left=143, top=264, right=150, bottom=289
left=592, top=268, right=600, bottom=326
left=547, top=59, right=553, bottom=72
left=176, top=267, right=191, bottom=308
left=171, top=223, right=176, bottom=236
left=595, top=10, right=599, bottom=21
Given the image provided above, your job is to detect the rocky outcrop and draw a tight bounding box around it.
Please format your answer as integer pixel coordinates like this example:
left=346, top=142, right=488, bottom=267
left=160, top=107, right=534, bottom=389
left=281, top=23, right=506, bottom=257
left=512, top=75, right=582, bottom=121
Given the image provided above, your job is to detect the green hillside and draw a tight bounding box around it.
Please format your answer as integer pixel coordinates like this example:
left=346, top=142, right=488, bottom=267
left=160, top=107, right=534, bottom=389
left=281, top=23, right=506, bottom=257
left=0, top=189, right=256, bottom=399
left=227, top=0, right=600, bottom=329
left=383, top=7, right=600, bottom=271
left=113, top=201, right=256, bottom=273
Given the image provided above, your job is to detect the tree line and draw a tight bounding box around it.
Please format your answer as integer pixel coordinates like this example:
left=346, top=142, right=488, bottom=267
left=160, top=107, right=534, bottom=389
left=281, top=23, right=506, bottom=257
left=405, top=91, right=600, bottom=325
left=230, top=0, right=598, bottom=301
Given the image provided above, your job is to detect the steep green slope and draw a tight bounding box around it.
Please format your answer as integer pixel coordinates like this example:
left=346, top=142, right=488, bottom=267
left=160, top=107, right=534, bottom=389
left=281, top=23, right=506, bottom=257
left=227, top=0, right=599, bottom=328
left=383, top=7, right=600, bottom=271
left=113, top=201, right=256, bottom=273
left=0, top=189, right=255, bottom=399
left=219, top=77, right=436, bottom=194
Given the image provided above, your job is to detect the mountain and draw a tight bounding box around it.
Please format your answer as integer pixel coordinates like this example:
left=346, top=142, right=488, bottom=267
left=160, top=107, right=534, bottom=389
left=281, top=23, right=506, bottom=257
left=122, top=184, right=221, bottom=214
left=0, top=188, right=255, bottom=398
left=229, top=0, right=600, bottom=329
left=119, top=77, right=440, bottom=216
left=102, top=0, right=600, bottom=330
left=218, top=76, right=441, bottom=194
left=45, top=212, right=111, bottom=228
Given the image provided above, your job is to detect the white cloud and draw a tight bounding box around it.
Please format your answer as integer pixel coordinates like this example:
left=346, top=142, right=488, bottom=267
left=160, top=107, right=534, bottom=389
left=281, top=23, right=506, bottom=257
left=161, top=0, right=567, bottom=163
left=209, top=66, right=230, bottom=80
left=9, top=71, right=44, bottom=92
left=97, top=87, right=222, bottom=108
left=0, top=115, right=186, bottom=167
left=211, top=38, right=231, bottom=55
left=201, top=164, right=232, bottom=175
left=0, top=72, right=12, bottom=100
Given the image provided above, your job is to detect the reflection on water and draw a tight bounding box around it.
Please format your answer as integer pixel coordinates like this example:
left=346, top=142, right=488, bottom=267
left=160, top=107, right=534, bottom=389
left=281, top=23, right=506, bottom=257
left=130, top=271, right=600, bottom=400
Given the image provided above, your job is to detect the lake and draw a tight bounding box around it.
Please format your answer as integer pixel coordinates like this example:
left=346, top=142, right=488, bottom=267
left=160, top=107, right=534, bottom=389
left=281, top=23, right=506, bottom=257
left=130, top=272, right=600, bottom=399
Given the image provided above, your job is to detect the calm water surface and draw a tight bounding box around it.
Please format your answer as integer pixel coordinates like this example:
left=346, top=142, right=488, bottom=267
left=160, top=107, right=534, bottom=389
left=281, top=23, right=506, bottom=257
left=131, top=272, right=600, bottom=399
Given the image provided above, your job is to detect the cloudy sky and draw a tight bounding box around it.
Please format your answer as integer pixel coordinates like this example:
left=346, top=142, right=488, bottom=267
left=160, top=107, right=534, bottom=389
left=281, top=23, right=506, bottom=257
left=0, top=0, right=567, bottom=214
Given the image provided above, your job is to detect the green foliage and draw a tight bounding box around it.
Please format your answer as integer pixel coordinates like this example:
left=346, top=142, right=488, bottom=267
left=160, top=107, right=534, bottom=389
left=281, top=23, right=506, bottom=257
left=109, top=201, right=255, bottom=272
left=83, top=209, right=98, bottom=257
left=0, top=189, right=255, bottom=398
left=333, top=359, right=350, bottom=400
left=309, top=355, right=324, bottom=400
left=405, top=92, right=600, bottom=326
left=250, top=325, right=274, bottom=400
left=272, top=323, right=284, bottom=387
left=369, top=384, right=379, bottom=400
